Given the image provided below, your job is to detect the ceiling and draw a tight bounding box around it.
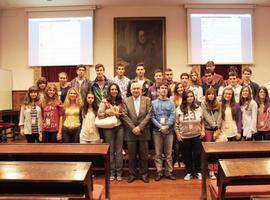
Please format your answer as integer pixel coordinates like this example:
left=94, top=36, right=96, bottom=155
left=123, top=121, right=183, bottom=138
left=0, top=0, right=270, bottom=9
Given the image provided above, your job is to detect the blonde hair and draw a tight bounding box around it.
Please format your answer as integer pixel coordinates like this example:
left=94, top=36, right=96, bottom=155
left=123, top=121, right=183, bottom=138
left=190, top=69, right=202, bottom=85
left=63, top=87, right=83, bottom=109
left=43, top=83, right=61, bottom=107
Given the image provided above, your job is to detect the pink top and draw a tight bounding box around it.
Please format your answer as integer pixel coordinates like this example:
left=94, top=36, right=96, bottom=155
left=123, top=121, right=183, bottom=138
left=257, top=105, right=270, bottom=131
left=42, top=104, right=62, bottom=132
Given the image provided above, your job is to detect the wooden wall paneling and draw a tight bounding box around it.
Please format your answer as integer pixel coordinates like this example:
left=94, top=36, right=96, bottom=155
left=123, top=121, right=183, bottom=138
left=12, top=90, right=27, bottom=111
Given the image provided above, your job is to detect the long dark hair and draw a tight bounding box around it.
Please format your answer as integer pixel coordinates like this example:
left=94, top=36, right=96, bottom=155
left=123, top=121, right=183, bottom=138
left=172, top=82, right=184, bottom=107
left=106, top=83, right=123, bottom=105
left=239, top=86, right=252, bottom=111
left=82, top=92, right=98, bottom=118
left=256, top=86, right=270, bottom=113
left=23, top=86, right=40, bottom=106
left=205, top=87, right=220, bottom=112
left=173, top=82, right=184, bottom=96
left=221, top=87, right=237, bottom=120
left=180, top=90, right=198, bottom=114
left=36, top=77, right=48, bottom=90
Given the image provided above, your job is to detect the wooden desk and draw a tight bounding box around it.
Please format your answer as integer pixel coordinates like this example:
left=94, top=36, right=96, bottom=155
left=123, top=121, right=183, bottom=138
left=218, top=158, right=270, bottom=200
left=201, top=141, right=270, bottom=200
left=0, top=161, right=92, bottom=199
left=0, top=144, right=110, bottom=200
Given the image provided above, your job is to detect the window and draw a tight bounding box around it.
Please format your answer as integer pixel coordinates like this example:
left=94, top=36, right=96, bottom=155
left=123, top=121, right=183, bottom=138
left=27, top=8, right=94, bottom=66
left=187, top=8, right=253, bottom=65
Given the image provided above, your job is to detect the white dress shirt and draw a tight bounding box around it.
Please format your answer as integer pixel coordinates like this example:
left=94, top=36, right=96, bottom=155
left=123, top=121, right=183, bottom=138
left=133, top=96, right=141, bottom=117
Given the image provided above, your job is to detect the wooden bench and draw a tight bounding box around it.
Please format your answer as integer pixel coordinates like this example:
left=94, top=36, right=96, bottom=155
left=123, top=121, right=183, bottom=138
left=0, top=162, right=93, bottom=199
left=201, top=141, right=270, bottom=200
left=0, top=144, right=109, bottom=200
left=208, top=158, right=270, bottom=200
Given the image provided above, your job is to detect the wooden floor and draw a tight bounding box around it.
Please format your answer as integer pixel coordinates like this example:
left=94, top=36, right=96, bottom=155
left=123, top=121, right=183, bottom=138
left=8, top=135, right=208, bottom=200
left=95, top=175, right=204, bottom=200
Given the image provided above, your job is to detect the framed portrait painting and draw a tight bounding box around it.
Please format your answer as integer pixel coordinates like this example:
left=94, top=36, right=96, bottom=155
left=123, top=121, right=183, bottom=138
left=114, top=17, right=166, bottom=81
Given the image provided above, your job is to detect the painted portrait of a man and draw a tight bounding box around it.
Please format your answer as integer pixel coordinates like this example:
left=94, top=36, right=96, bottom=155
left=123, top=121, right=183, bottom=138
left=114, top=17, right=166, bottom=81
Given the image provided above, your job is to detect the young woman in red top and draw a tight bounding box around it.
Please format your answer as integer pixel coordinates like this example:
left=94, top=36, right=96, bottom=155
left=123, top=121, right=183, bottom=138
left=41, top=83, right=62, bottom=143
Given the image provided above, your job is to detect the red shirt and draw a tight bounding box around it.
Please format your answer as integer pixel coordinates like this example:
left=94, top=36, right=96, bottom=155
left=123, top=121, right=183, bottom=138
left=42, top=104, right=62, bottom=132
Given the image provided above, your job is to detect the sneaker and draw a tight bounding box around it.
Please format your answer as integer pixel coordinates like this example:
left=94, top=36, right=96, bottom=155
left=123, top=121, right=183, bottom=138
left=116, top=176, right=123, bottom=181
left=196, top=173, right=202, bottom=180
left=180, top=162, right=186, bottom=168
left=110, top=176, right=115, bottom=181
left=173, top=162, right=179, bottom=168
left=209, top=171, right=216, bottom=180
left=184, top=173, right=192, bottom=181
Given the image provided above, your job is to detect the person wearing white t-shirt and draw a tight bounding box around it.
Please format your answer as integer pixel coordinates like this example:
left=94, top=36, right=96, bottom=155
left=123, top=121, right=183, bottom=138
left=114, top=63, right=130, bottom=99
left=218, top=71, right=242, bottom=103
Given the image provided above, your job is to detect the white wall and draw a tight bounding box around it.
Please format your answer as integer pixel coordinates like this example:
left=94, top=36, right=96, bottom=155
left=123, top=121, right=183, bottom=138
left=0, top=10, right=2, bottom=64
left=253, top=6, right=270, bottom=84
left=0, top=5, right=270, bottom=90
left=0, top=68, right=12, bottom=110
left=0, top=9, right=32, bottom=90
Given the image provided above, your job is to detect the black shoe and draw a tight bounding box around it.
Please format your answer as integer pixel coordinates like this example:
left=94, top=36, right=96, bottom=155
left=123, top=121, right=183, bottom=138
left=127, top=176, right=136, bottom=183
left=165, top=174, right=176, bottom=180
left=155, top=173, right=162, bottom=181
left=141, top=175, right=149, bottom=183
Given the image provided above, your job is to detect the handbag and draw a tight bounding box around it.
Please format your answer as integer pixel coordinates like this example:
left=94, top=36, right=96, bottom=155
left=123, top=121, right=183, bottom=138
left=94, top=116, right=119, bottom=129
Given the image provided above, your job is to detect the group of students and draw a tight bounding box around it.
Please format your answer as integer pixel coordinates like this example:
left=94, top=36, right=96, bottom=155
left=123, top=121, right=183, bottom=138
left=18, top=61, right=270, bottom=183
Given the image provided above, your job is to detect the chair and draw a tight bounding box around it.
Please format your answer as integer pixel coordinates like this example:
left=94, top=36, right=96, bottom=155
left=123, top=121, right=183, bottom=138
left=0, top=122, right=15, bottom=142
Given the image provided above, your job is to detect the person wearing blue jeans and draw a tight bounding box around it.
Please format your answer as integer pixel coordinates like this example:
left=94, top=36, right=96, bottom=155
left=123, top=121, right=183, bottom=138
left=103, top=125, right=124, bottom=180
left=97, top=83, right=124, bottom=181
left=62, top=127, right=80, bottom=143
left=151, top=82, right=176, bottom=181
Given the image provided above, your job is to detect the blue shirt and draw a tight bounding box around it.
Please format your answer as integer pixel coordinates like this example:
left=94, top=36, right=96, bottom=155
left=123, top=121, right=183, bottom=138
left=151, top=97, right=176, bottom=133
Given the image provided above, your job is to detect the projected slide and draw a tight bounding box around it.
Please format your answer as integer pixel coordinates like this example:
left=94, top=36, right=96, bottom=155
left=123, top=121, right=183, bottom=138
left=39, top=21, right=80, bottom=65
left=28, top=17, right=93, bottom=66
left=201, top=16, right=242, bottom=62
left=189, top=13, right=253, bottom=64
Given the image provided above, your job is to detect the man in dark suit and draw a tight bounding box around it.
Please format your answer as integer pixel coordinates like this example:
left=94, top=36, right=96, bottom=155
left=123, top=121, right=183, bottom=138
left=122, top=82, right=152, bottom=183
